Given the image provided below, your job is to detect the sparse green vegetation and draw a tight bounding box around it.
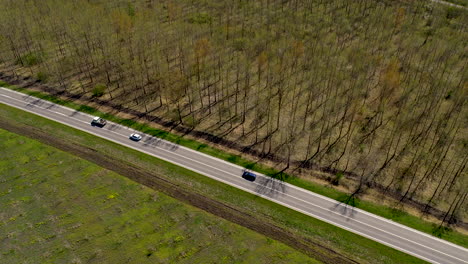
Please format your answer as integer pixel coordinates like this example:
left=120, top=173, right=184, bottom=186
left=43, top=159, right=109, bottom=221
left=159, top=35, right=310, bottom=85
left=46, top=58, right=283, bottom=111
left=446, top=6, right=464, bottom=18
left=92, top=84, right=106, bottom=98
left=36, top=71, right=48, bottom=83
left=444, top=0, right=467, bottom=7
left=188, top=12, right=213, bottom=24
left=16, top=51, right=45, bottom=66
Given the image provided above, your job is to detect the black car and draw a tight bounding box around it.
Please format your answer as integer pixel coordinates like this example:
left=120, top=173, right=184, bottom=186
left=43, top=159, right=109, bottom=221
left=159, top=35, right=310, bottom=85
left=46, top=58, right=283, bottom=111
left=242, top=170, right=257, bottom=182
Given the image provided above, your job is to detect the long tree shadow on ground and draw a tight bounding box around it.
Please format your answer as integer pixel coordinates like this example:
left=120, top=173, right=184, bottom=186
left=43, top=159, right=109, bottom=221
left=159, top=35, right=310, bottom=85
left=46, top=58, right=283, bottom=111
left=144, top=136, right=179, bottom=151
left=330, top=194, right=360, bottom=221
left=255, top=172, right=287, bottom=198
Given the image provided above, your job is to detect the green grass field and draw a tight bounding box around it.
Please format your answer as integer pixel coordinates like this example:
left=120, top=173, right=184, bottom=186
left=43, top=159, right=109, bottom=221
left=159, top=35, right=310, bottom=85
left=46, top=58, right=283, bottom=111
left=0, top=100, right=429, bottom=263
left=0, top=128, right=321, bottom=264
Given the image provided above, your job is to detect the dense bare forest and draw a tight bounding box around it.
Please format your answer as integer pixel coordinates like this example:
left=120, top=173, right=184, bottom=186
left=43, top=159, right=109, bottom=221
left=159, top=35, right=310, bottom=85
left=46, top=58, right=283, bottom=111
left=0, top=0, right=466, bottom=227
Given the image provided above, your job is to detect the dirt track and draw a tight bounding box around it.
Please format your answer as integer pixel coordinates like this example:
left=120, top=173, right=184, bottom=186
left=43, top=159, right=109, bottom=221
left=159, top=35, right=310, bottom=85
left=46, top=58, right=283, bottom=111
left=0, top=117, right=359, bottom=264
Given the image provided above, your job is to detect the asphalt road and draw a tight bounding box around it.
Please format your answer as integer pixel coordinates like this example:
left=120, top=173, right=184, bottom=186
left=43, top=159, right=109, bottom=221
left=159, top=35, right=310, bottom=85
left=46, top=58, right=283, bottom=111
left=1, top=87, right=467, bottom=264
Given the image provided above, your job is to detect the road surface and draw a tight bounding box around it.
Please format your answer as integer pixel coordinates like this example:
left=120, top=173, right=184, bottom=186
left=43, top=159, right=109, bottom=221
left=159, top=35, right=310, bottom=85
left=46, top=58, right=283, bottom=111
left=0, top=87, right=467, bottom=264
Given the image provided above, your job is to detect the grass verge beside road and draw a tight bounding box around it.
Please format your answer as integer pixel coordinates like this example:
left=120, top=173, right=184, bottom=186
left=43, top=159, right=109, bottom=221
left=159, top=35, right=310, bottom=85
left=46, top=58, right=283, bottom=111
left=0, top=102, right=427, bottom=263
left=1, top=81, right=466, bottom=248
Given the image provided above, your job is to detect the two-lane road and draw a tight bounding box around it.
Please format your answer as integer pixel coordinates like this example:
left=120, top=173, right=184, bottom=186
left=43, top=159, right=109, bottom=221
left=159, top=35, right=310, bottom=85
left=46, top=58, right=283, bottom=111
left=1, top=87, right=467, bottom=264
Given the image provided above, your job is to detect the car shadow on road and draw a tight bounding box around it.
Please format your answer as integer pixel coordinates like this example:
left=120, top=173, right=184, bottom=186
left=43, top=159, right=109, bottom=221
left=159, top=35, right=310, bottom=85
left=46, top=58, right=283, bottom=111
left=106, top=123, right=120, bottom=131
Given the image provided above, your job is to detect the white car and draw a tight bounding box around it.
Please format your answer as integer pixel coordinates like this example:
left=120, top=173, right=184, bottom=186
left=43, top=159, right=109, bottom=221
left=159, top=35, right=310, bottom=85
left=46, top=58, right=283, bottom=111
left=129, top=133, right=142, bottom=141
left=91, top=116, right=107, bottom=127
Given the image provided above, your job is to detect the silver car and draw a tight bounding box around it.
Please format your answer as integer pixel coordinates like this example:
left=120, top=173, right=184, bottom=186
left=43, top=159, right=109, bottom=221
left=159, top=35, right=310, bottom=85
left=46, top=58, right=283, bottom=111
left=129, top=133, right=142, bottom=141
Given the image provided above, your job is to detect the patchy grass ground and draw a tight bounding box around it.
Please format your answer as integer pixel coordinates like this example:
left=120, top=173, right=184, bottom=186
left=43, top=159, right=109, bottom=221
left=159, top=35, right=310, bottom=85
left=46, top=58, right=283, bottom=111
left=0, top=128, right=321, bottom=264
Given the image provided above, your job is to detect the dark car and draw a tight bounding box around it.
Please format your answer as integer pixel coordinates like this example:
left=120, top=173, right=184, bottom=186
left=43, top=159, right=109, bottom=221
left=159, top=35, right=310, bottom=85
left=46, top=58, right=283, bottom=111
left=242, top=170, right=257, bottom=182
left=91, top=116, right=107, bottom=127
